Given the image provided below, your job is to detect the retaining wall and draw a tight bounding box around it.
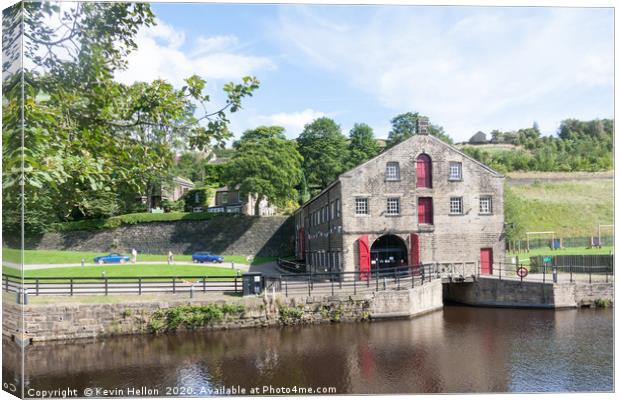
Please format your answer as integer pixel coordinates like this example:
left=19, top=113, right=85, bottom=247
left=444, top=277, right=614, bottom=309
left=8, top=215, right=294, bottom=257
left=2, top=281, right=444, bottom=343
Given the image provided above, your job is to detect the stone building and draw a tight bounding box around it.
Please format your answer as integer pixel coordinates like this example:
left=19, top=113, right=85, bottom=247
left=294, top=119, right=505, bottom=276
left=207, top=186, right=276, bottom=216
left=143, top=176, right=194, bottom=210
left=468, top=131, right=488, bottom=144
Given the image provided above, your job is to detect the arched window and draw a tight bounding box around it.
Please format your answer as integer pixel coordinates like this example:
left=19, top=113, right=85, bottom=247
left=416, top=154, right=432, bottom=188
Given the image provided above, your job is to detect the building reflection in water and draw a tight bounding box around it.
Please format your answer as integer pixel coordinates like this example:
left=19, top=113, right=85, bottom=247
left=2, top=306, right=612, bottom=395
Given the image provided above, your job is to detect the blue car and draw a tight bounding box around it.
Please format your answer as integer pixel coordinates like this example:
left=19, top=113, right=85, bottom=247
left=94, top=253, right=130, bottom=264
left=192, top=252, right=224, bottom=263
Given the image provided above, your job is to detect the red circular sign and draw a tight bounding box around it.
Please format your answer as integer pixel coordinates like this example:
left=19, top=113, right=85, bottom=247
left=516, top=267, right=529, bottom=278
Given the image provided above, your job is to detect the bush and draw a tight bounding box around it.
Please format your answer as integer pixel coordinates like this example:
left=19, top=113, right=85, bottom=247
left=278, top=305, right=305, bottom=325
left=182, top=187, right=214, bottom=211
left=148, top=304, right=245, bottom=333
left=594, top=299, right=612, bottom=308
left=161, top=199, right=185, bottom=213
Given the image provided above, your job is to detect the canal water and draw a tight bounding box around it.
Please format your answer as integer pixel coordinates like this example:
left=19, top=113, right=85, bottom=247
left=3, top=305, right=613, bottom=395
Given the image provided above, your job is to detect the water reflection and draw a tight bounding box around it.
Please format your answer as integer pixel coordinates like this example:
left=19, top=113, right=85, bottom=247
left=3, top=306, right=613, bottom=395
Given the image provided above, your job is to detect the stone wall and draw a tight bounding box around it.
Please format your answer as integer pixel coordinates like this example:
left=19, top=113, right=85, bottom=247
left=574, top=282, right=615, bottom=307
left=13, top=215, right=294, bottom=257
left=371, top=279, right=443, bottom=318
left=444, top=278, right=614, bottom=309
left=2, top=282, right=444, bottom=343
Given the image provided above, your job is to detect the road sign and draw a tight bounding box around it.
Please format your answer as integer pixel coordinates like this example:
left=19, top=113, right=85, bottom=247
left=517, top=267, right=529, bottom=278
left=543, top=256, right=553, bottom=264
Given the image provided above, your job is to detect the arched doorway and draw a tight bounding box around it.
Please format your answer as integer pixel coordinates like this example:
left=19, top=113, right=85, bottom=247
left=370, top=234, right=408, bottom=270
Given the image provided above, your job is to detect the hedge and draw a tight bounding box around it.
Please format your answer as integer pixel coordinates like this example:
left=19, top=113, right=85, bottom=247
left=51, top=212, right=230, bottom=232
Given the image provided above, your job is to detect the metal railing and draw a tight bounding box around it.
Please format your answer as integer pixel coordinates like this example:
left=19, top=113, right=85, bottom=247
left=2, top=274, right=242, bottom=296
left=276, top=258, right=306, bottom=273
left=279, top=264, right=439, bottom=297
left=478, top=262, right=614, bottom=284
left=508, top=235, right=614, bottom=252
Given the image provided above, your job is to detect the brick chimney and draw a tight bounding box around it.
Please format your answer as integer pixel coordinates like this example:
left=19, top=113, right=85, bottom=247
left=417, top=117, right=429, bottom=135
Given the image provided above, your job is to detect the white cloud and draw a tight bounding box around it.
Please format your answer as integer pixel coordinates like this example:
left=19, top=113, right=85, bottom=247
left=191, top=35, right=239, bottom=56
left=115, top=20, right=275, bottom=87
left=275, top=7, right=613, bottom=141
left=254, top=109, right=329, bottom=137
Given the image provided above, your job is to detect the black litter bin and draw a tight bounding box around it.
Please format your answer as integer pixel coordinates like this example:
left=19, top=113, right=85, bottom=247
left=242, top=273, right=264, bottom=296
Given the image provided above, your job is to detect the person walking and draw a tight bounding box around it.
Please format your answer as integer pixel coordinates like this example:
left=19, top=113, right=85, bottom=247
left=131, top=248, right=138, bottom=264
left=167, top=250, right=173, bottom=265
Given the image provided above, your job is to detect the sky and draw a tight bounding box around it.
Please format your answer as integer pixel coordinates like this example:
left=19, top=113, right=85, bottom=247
left=112, top=3, right=614, bottom=143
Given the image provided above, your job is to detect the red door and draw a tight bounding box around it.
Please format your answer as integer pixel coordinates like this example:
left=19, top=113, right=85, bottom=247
left=409, top=233, right=420, bottom=266
left=480, top=248, right=493, bottom=275
left=359, top=235, right=370, bottom=281
left=416, top=154, right=432, bottom=188
left=418, top=197, right=433, bottom=225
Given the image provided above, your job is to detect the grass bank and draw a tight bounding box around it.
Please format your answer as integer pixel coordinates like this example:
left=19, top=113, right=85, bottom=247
left=2, top=264, right=242, bottom=278
left=506, top=179, right=613, bottom=238
left=2, top=248, right=276, bottom=266
left=51, top=211, right=226, bottom=232
left=507, top=246, right=613, bottom=265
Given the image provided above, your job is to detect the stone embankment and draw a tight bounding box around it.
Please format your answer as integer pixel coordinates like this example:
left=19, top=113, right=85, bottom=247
left=9, top=215, right=294, bottom=257
left=444, top=278, right=614, bottom=309
left=2, top=280, right=444, bottom=343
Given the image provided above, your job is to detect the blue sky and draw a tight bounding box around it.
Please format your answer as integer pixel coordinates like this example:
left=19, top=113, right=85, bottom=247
left=114, top=4, right=614, bottom=143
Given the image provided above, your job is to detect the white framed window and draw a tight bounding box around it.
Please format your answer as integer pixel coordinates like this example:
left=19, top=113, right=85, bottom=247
left=449, top=162, right=462, bottom=181
left=479, top=196, right=493, bottom=214
left=386, top=198, right=400, bottom=215
left=355, top=198, right=369, bottom=215
left=331, top=202, right=335, bottom=220
left=385, top=162, right=400, bottom=181
left=336, top=199, right=341, bottom=217
left=449, top=197, right=463, bottom=214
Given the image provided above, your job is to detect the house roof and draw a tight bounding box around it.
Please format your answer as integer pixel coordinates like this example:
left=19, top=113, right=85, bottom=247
left=173, top=176, right=194, bottom=187
left=297, top=133, right=503, bottom=212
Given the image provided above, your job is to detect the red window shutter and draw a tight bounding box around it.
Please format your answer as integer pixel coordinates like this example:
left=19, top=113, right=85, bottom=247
left=416, top=154, right=432, bottom=188
left=418, top=197, right=433, bottom=224
left=359, top=235, right=370, bottom=281
left=418, top=199, right=426, bottom=223
left=409, top=233, right=420, bottom=266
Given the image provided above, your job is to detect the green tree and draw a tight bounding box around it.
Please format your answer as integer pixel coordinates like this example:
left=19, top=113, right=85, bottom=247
left=297, top=117, right=349, bottom=192
left=172, top=153, right=208, bottom=183
left=386, top=112, right=452, bottom=147
left=2, top=2, right=258, bottom=233
left=504, top=185, right=526, bottom=242
left=347, top=123, right=380, bottom=168
left=297, top=173, right=311, bottom=205
left=224, top=126, right=303, bottom=215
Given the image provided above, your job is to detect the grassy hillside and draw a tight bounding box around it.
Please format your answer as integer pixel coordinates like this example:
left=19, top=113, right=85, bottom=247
left=506, top=178, right=613, bottom=238
left=457, top=143, right=525, bottom=154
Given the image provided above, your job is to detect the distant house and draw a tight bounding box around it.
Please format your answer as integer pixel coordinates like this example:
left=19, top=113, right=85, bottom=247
left=207, top=186, right=276, bottom=216
left=141, top=177, right=194, bottom=210
left=469, top=131, right=488, bottom=144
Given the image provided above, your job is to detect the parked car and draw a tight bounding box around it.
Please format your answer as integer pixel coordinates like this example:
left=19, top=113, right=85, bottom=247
left=93, top=253, right=131, bottom=264
left=192, top=252, right=224, bottom=263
